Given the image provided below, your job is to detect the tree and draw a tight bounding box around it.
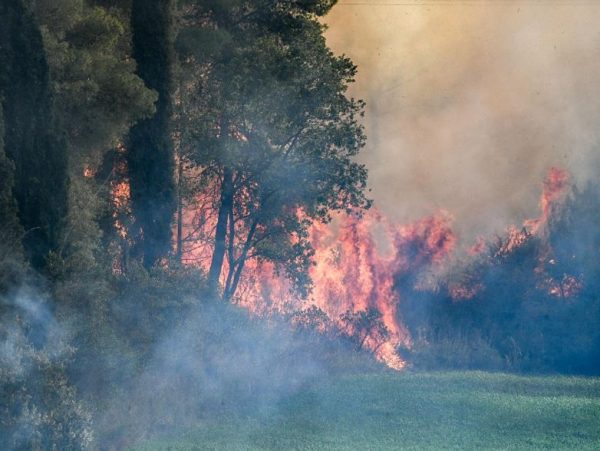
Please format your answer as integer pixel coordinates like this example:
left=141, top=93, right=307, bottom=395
left=32, top=0, right=156, bottom=277
left=34, top=0, right=157, bottom=162
left=0, top=0, right=69, bottom=270
left=127, top=0, right=176, bottom=268
left=0, top=103, right=26, bottom=291
left=177, top=0, right=370, bottom=299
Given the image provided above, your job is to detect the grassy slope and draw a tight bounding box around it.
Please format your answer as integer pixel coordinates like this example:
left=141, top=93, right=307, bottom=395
left=137, top=371, right=600, bottom=450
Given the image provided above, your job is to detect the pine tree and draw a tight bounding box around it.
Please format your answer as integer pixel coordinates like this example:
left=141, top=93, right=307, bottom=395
left=0, top=0, right=68, bottom=270
left=127, top=0, right=176, bottom=268
left=0, top=102, right=26, bottom=291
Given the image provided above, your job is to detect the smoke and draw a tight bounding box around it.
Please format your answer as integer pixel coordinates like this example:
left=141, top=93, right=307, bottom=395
left=325, top=1, right=600, bottom=243
left=0, top=288, right=71, bottom=378
left=0, top=288, right=92, bottom=450
left=94, top=299, right=335, bottom=447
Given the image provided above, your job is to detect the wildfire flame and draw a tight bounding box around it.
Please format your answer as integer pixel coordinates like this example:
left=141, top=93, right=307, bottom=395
left=311, top=211, right=455, bottom=368
left=524, top=167, right=570, bottom=235
left=453, top=167, right=578, bottom=301
left=237, top=209, right=455, bottom=370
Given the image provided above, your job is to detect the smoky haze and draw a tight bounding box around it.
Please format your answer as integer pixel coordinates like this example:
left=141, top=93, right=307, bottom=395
left=325, top=1, right=600, bottom=243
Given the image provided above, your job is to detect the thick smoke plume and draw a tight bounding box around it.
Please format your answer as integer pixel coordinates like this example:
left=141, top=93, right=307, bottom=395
left=325, top=2, right=600, bottom=243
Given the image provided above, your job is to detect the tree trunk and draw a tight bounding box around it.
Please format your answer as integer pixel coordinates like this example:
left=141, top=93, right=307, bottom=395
left=175, top=156, right=184, bottom=263
left=208, top=167, right=233, bottom=295
left=224, top=203, right=236, bottom=294
left=224, top=219, right=258, bottom=301
left=0, top=0, right=68, bottom=270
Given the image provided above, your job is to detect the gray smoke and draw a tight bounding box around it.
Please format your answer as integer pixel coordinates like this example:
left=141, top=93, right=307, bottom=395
left=325, top=2, right=600, bottom=243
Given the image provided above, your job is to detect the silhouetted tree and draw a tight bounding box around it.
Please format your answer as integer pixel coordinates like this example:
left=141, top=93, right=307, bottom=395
left=0, top=0, right=68, bottom=270
left=177, top=1, right=370, bottom=298
left=127, top=0, right=176, bottom=268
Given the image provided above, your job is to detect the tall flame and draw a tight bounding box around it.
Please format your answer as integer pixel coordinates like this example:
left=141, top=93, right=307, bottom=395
left=524, top=167, right=570, bottom=235
left=310, top=210, right=455, bottom=368
left=236, top=209, right=455, bottom=369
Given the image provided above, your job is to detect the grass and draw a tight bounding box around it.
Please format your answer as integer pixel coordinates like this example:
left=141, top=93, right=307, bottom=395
left=136, top=371, right=600, bottom=450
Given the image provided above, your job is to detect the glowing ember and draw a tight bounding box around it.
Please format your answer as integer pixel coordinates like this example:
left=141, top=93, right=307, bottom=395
left=449, top=283, right=484, bottom=301
left=83, top=165, right=95, bottom=178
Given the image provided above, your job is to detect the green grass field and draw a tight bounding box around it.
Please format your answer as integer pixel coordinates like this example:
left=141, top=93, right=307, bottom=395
left=137, top=371, right=600, bottom=450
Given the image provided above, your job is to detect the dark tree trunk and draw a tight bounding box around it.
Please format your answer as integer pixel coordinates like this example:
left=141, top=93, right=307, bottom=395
left=208, top=167, right=233, bottom=295
left=175, top=156, right=184, bottom=263
left=224, top=219, right=258, bottom=301
left=127, top=0, right=175, bottom=268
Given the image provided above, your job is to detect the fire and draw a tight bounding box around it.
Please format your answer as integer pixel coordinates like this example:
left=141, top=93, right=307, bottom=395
left=455, top=167, right=578, bottom=301
left=524, top=167, right=570, bottom=235
left=111, top=145, right=132, bottom=241
left=313, top=210, right=455, bottom=368
left=492, top=167, right=570, bottom=257
left=167, top=158, right=458, bottom=369
left=83, top=165, right=95, bottom=178
left=234, top=209, right=455, bottom=369
left=519, top=168, right=578, bottom=299
left=109, top=158, right=577, bottom=368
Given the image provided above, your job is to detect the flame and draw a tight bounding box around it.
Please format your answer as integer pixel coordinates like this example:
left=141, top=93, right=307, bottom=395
left=524, top=167, right=570, bottom=235
left=233, top=209, right=455, bottom=370
left=449, top=283, right=484, bottom=301
left=456, top=167, right=578, bottom=301
left=314, top=210, right=455, bottom=368
left=170, top=161, right=458, bottom=369
left=522, top=168, right=578, bottom=299
left=83, top=165, right=95, bottom=178
left=492, top=167, right=570, bottom=257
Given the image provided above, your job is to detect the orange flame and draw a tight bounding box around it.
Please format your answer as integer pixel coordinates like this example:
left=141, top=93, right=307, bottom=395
left=455, top=167, right=578, bottom=301
left=235, top=209, right=455, bottom=369
left=524, top=167, right=570, bottom=235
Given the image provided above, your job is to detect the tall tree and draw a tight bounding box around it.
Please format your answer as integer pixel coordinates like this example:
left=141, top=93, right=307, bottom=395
left=0, top=0, right=69, bottom=270
left=32, top=0, right=156, bottom=277
left=127, top=0, right=176, bottom=268
left=0, top=103, right=26, bottom=291
left=177, top=0, right=370, bottom=298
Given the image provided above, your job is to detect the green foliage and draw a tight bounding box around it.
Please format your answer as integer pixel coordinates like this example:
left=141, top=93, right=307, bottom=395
left=0, top=104, right=26, bottom=291
left=0, top=292, right=93, bottom=450
left=33, top=0, right=158, bottom=283
left=34, top=0, right=157, bottom=162
left=178, top=1, right=369, bottom=298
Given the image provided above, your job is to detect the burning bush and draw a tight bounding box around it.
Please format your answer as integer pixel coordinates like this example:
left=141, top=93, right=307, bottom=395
left=401, top=172, right=600, bottom=374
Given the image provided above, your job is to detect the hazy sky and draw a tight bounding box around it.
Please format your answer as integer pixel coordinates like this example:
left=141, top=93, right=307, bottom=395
left=325, top=1, right=600, bottom=243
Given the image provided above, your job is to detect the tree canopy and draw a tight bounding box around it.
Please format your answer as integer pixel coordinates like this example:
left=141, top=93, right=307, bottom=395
left=176, top=0, right=370, bottom=298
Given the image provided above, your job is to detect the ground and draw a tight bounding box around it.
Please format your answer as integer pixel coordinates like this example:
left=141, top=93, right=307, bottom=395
left=136, top=371, right=600, bottom=450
